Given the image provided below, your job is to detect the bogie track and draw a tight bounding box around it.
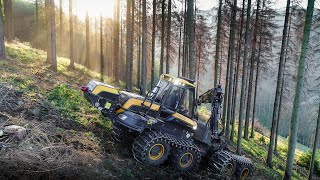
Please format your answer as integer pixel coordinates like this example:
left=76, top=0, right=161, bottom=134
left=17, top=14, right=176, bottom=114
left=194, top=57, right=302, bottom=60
left=230, top=154, right=253, bottom=180
left=132, top=130, right=201, bottom=171
left=209, top=150, right=236, bottom=179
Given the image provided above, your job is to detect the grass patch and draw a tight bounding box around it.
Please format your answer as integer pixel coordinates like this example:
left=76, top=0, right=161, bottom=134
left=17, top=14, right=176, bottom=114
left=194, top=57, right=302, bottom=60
left=47, top=84, right=112, bottom=130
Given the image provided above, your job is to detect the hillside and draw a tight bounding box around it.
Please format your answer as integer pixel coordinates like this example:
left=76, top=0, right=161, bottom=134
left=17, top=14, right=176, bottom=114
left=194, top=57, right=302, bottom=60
left=0, top=42, right=318, bottom=180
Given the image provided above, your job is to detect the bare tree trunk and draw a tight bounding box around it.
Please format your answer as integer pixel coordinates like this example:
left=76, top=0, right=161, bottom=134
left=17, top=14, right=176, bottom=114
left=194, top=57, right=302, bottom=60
left=250, top=33, right=263, bottom=139
left=237, top=0, right=252, bottom=155
left=35, top=0, right=39, bottom=46
left=45, top=0, right=52, bottom=63
left=181, top=0, right=187, bottom=77
left=50, top=0, right=57, bottom=71
left=60, top=0, right=63, bottom=52
left=244, top=0, right=261, bottom=140
left=114, top=0, right=120, bottom=83
left=126, top=0, right=133, bottom=91
left=4, top=0, right=14, bottom=42
left=308, top=102, right=320, bottom=180
left=225, top=0, right=238, bottom=139
left=137, top=0, right=141, bottom=87
left=0, top=1, right=5, bottom=60
left=85, top=11, right=90, bottom=68
left=69, top=0, right=74, bottom=69
left=151, top=0, right=156, bottom=87
left=274, top=11, right=292, bottom=151
left=230, top=0, right=246, bottom=141
left=160, top=0, right=165, bottom=75
left=178, top=19, right=182, bottom=77
left=141, top=0, right=147, bottom=95
left=187, top=0, right=195, bottom=80
left=267, top=0, right=290, bottom=168
left=100, top=14, right=104, bottom=81
left=214, top=0, right=223, bottom=87
left=165, top=0, right=171, bottom=74
left=283, top=0, right=315, bottom=178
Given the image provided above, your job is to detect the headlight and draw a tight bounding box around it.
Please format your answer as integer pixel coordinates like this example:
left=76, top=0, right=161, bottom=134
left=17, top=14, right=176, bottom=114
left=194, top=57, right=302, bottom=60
left=193, top=125, right=197, bottom=130
left=118, top=114, right=127, bottom=120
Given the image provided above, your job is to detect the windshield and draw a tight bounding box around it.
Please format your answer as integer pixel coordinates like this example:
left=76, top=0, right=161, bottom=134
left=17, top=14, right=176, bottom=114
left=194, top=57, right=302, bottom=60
left=150, top=79, right=170, bottom=102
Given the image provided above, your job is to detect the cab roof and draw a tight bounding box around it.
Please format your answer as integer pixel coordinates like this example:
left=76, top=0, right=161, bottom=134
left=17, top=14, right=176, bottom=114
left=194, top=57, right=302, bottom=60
left=160, top=74, right=196, bottom=88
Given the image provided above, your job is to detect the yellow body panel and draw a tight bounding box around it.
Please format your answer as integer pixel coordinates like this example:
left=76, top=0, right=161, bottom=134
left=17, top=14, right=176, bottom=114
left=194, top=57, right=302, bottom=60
left=92, top=85, right=119, bottom=95
left=115, top=97, right=196, bottom=128
left=121, top=98, right=160, bottom=111
left=172, top=113, right=197, bottom=127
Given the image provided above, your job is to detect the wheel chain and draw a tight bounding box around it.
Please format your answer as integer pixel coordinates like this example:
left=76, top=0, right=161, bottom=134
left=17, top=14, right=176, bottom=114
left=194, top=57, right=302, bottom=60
left=132, top=130, right=201, bottom=168
left=230, top=153, right=253, bottom=177
left=209, top=150, right=235, bottom=180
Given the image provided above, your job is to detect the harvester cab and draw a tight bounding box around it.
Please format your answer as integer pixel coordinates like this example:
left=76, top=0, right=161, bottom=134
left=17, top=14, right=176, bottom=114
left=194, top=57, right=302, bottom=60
left=81, top=74, right=253, bottom=179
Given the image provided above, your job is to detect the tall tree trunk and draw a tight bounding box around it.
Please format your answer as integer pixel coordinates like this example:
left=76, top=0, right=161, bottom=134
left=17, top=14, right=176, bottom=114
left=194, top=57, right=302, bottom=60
left=274, top=13, right=292, bottom=151
left=237, top=0, right=252, bottom=155
left=0, top=1, right=5, bottom=60
left=187, top=0, right=195, bottom=80
left=267, top=0, right=290, bottom=168
left=35, top=0, right=39, bottom=46
left=151, top=0, right=156, bottom=87
left=250, top=33, right=263, bottom=139
left=60, top=0, right=63, bottom=51
left=50, top=0, right=57, bottom=71
left=120, top=4, right=124, bottom=82
left=141, top=0, right=147, bottom=95
left=182, top=0, right=187, bottom=77
left=100, top=14, right=104, bottom=81
left=45, top=0, right=52, bottom=63
left=214, top=0, right=223, bottom=87
left=165, top=0, right=171, bottom=74
left=225, top=0, right=238, bottom=139
left=308, top=102, right=320, bottom=180
left=85, top=11, right=90, bottom=68
left=4, top=0, right=14, bottom=42
left=230, top=0, right=246, bottom=141
left=244, top=0, right=261, bottom=140
left=160, top=0, right=165, bottom=75
left=126, top=0, right=133, bottom=91
left=178, top=19, right=182, bottom=77
left=114, top=0, right=120, bottom=83
left=137, top=0, right=141, bottom=87
left=69, top=0, right=74, bottom=69
left=283, top=0, right=315, bottom=178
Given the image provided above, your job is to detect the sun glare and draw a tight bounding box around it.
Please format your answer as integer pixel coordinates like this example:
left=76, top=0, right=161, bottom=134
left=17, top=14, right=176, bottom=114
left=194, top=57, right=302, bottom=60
left=75, top=0, right=115, bottom=20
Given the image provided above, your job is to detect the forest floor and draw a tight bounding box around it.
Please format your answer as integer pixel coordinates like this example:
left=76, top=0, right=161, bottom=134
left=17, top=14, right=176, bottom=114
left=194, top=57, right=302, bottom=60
left=0, top=41, right=318, bottom=180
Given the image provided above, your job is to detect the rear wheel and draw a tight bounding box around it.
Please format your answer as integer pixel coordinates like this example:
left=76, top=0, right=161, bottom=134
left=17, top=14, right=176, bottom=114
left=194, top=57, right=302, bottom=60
left=230, top=154, right=253, bottom=180
left=132, top=131, right=170, bottom=166
left=209, top=150, right=236, bottom=179
left=170, top=148, right=200, bottom=172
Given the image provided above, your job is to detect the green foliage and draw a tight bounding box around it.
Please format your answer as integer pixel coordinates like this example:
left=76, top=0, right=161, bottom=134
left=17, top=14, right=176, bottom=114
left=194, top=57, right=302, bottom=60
left=297, top=150, right=320, bottom=174
left=47, top=84, right=112, bottom=130
left=258, top=135, right=266, bottom=145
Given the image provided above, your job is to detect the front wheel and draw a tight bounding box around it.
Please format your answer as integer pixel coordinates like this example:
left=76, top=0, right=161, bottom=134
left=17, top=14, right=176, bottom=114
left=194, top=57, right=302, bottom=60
left=132, top=131, right=170, bottom=166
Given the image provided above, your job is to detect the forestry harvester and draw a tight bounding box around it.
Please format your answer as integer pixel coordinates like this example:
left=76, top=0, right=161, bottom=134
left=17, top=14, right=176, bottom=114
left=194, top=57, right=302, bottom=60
left=81, top=74, right=253, bottom=179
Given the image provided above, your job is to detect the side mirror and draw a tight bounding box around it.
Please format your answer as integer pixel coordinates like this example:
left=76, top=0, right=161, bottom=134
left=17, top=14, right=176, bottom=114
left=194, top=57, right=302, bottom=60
left=139, top=85, right=144, bottom=95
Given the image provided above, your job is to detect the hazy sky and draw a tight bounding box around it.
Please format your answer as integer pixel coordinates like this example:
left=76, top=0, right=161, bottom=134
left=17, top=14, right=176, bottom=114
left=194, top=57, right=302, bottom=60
left=197, top=0, right=320, bottom=10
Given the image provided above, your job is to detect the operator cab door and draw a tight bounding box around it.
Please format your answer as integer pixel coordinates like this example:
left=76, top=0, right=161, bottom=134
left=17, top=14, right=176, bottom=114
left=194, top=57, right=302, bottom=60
left=150, top=78, right=196, bottom=119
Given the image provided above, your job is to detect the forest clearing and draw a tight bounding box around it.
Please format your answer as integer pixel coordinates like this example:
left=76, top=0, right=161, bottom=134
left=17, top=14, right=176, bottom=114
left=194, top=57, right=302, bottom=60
left=0, top=0, right=319, bottom=179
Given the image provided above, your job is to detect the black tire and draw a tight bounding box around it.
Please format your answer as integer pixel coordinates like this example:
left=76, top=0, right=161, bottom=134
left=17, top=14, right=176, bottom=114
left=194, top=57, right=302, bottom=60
left=132, top=131, right=170, bottom=166
left=209, top=150, right=236, bottom=179
left=112, top=123, right=128, bottom=143
left=230, top=154, right=253, bottom=180
left=170, top=147, right=200, bottom=173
